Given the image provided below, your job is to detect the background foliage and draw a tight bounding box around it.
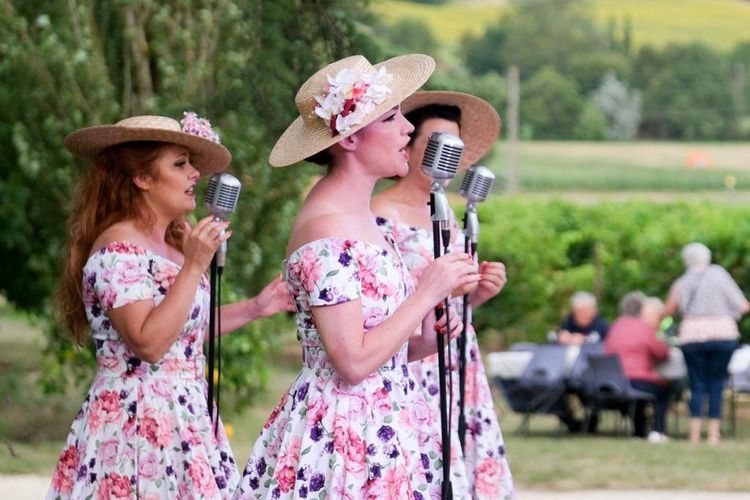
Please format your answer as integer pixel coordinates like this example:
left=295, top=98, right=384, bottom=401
left=0, top=0, right=380, bottom=407
left=382, top=0, right=750, bottom=141
left=463, top=198, right=750, bottom=348
left=2, top=0, right=750, bottom=417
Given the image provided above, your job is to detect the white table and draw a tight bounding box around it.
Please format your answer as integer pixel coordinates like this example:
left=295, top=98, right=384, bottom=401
left=486, top=344, right=750, bottom=381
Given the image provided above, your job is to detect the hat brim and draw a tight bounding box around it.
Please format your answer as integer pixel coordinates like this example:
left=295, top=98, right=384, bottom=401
left=64, top=126, right=231, bottom=176
left=401, top=91, right=500, bottom=169
left=269, top=54, right=436, bottom=167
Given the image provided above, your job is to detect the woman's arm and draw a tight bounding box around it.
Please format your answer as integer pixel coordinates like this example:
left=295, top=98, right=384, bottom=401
left=661, top=284, right=679, bottom=319
left=314, top=252, right=478, bottom=385
left=108, top=217, right=229, bottom=363
left=407, top=305, right=461, bottom=361
left=218, top=274, right=295, bottom=334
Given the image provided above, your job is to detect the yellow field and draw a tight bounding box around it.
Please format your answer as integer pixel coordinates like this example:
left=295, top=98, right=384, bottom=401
left=374, top=0, right=750, bottom=51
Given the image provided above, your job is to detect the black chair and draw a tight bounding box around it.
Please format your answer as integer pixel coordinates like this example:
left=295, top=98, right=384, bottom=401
left=494, top=344, right=569, bottom=433
left=582, top=353, right=655, bottom=435
left=728, top=365, right=750, bottom=437
left=567, top=342, right=605, bottom=392
left=509, top=341, right=539, bottom=352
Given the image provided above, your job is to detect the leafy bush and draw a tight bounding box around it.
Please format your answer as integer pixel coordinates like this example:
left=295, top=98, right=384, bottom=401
left=458, top=198, right=750, bottom=349
left=522, top=66, right=584, bottom=139
left=0, top=0, right=379, bottom=410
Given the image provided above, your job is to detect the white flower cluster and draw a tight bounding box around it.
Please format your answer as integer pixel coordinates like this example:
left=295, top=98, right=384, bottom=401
left=314, top=66, right=393, bottom=136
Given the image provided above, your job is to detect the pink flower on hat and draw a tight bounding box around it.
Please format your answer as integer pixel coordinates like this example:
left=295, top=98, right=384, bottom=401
left=181, top=111, right=221, bottom=143
left=314, top=67, right=393, bottom=137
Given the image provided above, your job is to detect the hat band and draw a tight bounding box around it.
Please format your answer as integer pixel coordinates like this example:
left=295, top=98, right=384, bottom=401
left=310, top=66, right=394, bottom=137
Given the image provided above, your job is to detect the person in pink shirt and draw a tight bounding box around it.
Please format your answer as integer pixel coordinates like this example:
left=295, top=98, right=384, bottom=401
left=605, top=292, right=671, bottom=442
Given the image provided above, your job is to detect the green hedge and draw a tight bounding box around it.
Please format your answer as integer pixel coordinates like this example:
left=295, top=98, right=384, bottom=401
left=460, top=198, right=750, bottom=349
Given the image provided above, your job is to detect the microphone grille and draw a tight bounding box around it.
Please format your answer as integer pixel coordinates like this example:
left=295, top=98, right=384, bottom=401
left=204, top=173, right=241, bottom=218
left=204, top=175, right=218, bottom=203
left=459, top=167, right=476, bottom=197
left=460, top=165, right=495, bottom=203
left=216, top=182, right=240, bottom=211
left=421, top=132, right=464, bottom=180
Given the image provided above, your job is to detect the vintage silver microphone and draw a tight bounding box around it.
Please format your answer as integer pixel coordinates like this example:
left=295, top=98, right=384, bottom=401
left=456, top=164, right=495, bottom=452
left=422, top=131, right=464, bottom=500
left=422, top=131, right=464, bottom=247
left=203, top=172, right=241, bottom=269
left=203, top=172, right=240, bottom=434
left=459, top=165, right=495, bottom=248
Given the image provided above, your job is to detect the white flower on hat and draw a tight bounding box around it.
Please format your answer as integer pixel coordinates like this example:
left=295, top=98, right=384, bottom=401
left=314, top=66, right=393, bottom=137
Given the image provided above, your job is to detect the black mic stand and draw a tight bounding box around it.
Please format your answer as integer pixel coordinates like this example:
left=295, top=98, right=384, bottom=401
left=458, top=205, right=478, bottom=451
left=429, top=185, right=453, bottom=500
left=207, top=243, right=226, bottom=437
left=207, top=257, right=218, bottom=432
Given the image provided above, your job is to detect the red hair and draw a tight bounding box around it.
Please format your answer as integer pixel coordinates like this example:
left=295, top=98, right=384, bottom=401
left=54, top=142, right=186, bottom=343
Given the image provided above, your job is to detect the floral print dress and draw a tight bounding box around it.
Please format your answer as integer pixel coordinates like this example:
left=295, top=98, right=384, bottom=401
left=235, top=237, right=469, bottom=499
left=377, top=217, right=515, bottom=500
left=47, top=241, right=238, bottom=500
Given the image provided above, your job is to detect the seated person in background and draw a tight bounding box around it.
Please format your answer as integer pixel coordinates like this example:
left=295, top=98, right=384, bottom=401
left=605, top=292, right=671, bottom=442
left=557, top=291, right=610, bottom=345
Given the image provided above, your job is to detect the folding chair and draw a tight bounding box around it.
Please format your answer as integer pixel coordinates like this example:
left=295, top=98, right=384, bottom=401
left=509, top=342, right=539, bottom=352
left=582, top=353, right=655, bottom=435
left=495, top=344, right=570, bottom=433
left=567, top=342, right=605, bottom=392
left=728, top=366, right=750, bottom=437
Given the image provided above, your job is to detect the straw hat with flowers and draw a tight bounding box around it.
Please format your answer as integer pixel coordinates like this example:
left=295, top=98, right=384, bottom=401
left=401, top=91, right=500, bottom=169
left=64, top=112, right=231, bottom=175
left=269, top=54, right=436, bottom=167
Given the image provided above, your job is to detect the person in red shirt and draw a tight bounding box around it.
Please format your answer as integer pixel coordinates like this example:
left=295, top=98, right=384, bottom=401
left=605, top=292, right=671, bottom=442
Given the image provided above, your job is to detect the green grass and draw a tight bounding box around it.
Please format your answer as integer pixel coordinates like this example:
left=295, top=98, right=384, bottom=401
left=493, top=401, right=750, bottom=491
left=483, top=141, right=750, bottom=194
left=375, top=0, right=750, bottom=51
left=3, top=303, right=750, bottom=490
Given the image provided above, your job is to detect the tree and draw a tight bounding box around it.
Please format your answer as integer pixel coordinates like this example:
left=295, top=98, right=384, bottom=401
left=639, top=43, right=735, bottom=140
left=462, top=0, right=605, bottom=79
left=729, top=41, right=750, bottom=138
left=385, top=17, right=437, bottom=55
left=0, top=0, right=380, bottom=407
left=591, top=71, right=641, bottom=140
left=521, top=66, right=584, bottom=139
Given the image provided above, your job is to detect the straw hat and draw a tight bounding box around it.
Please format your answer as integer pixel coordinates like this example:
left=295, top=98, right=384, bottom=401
left=269, top=54, right=435, bottom=167
left=401, top=91, right=500, bottom=169
left=64, top=113, right=231, bottom=175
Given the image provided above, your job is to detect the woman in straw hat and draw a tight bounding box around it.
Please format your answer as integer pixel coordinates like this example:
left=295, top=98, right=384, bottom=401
left=235, top=55, right=478, bottom=499
left=48, top=112, right=293, bottom=499
left=372, top=92, right=515, bottom=499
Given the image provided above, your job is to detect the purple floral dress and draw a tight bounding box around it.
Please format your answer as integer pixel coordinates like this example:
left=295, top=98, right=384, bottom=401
left=47, top=241, right=238, bottom=500
left=377, top=217, right=515, bottom=500
left=235, top=237, right=469, bottom=499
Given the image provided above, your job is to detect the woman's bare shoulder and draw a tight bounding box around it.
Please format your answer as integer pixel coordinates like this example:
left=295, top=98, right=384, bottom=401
left=90, top=222, right=143, bottom=256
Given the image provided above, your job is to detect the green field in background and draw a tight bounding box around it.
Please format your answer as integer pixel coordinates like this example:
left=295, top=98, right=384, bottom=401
left=375, top=0, right=750, bottom=51
left=480, top=141, right=750, bottom=193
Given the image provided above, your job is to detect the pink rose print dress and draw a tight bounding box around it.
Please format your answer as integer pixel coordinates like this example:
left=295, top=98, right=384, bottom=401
left=47, top=241, right=238, bottom=500
left=235, top=237, right=469, bottom=499
left=377, top=217, right=515, bottom=500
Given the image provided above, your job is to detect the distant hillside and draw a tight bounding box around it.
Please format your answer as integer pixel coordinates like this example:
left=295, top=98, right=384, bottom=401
left=374, top=0, right=750, bottom=51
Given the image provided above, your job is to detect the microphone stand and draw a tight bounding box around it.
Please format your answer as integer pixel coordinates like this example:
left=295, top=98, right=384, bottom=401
left=207, top=241, right=227, bottom=437
left=459, top=204, right=479, bottom=451
left=429, top=183, right=453, bottom=500
left=207, top=256, right=218, bottom=433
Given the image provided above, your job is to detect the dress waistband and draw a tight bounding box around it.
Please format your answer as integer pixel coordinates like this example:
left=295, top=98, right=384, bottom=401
left=96, top=355, right=206, bottom=380
left=301, top=346, right=407, bottom=375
